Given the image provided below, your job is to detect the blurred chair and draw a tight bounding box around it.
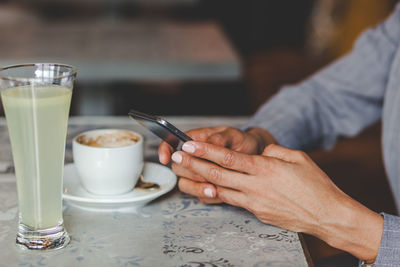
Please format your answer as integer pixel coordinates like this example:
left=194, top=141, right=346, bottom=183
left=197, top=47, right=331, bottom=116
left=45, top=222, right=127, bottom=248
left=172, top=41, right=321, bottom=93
left=307, top=0, right=395, bottom=60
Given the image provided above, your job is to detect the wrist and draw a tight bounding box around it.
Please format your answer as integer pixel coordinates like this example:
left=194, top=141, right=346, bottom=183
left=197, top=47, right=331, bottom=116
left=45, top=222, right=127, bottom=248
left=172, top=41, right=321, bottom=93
left=315, top=194, right=383, bottom=263
left=246, top=127, right=277, bottom=154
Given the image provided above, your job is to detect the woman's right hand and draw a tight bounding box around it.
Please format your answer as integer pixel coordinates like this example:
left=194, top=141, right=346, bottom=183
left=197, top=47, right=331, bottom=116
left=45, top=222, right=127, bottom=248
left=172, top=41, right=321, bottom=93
left=158, top=126, right=276, bottom=203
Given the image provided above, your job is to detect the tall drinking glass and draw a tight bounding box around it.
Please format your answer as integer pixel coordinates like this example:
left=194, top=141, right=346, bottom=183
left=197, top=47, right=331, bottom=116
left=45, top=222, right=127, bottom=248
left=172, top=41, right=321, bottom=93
left=0, top=63, right=76, bottom=250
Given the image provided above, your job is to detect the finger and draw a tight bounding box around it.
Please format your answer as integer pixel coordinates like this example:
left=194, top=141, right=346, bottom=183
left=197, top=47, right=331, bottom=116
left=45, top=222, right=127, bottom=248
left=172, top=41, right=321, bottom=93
left=216, top=186, right=248, bottom=209
left=158, top=141, right=174, bottom=165
left=171, top=151, right=246, bottom=190
left=159, top=126, right=229, bottom=164
left=172, top=163, right=207, bottom=182
left=186, top=127, right=227, bottom=142
left=261, top=144, right=305, bottom=163
left=181, top=141, right=257, bottom=175
left=178, top=177, right=218, bottom=198
left=198, top=197, right=223, bottom=204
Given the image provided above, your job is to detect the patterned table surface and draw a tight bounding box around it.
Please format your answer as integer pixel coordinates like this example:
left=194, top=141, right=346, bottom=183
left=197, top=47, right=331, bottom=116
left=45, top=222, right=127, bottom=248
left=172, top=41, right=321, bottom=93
left=0, top=116, right=311, bottom=267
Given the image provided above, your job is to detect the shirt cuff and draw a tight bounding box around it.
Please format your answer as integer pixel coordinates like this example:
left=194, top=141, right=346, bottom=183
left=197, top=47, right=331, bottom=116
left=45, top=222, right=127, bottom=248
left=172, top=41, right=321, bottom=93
left=373, top=213, right=400, bottom=266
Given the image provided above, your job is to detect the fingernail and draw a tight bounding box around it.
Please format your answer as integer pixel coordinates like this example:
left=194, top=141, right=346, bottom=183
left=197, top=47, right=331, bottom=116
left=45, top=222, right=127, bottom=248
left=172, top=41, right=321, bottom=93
left=159, top=154, right=166, bottom=164
left=182, top=142, right=196, bottom=153
left=204, top=187, right=215, bottom=198
left=171, top=152, right=182, bottom=164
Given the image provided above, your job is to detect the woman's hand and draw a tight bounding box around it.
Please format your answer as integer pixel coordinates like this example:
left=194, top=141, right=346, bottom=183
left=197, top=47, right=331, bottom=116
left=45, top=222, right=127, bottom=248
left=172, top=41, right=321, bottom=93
left=158, top=126, right=275, bottom=164
left=171, top=141, right=384, bottom=262
left=158, top=126, right=276, bottom=203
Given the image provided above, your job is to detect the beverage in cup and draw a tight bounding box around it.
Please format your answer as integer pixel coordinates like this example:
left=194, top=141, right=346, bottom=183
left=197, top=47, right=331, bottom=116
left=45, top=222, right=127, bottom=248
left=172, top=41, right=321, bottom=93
left=0, top=63, right=76, bottom=250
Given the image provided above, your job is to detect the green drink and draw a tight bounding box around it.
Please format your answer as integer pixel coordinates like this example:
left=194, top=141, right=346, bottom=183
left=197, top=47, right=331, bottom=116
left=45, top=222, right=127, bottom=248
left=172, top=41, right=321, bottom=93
left=1, top=86, right=72, bottom=229
left=0, top=64, right=76, bottom=250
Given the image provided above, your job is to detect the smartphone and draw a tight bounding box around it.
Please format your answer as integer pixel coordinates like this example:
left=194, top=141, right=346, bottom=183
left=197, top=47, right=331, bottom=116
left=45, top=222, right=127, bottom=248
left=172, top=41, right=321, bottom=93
left=128, top=110, right=192, bottom=150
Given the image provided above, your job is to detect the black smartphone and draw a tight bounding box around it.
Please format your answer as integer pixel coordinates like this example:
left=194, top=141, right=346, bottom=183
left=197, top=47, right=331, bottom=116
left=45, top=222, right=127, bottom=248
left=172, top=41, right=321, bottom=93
left=128, top=110, right=192, bottom=150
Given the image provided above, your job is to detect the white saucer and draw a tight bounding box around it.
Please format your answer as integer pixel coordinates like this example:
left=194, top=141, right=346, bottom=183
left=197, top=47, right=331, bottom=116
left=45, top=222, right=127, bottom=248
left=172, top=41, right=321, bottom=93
left=63, top=162, right=177, bottom=212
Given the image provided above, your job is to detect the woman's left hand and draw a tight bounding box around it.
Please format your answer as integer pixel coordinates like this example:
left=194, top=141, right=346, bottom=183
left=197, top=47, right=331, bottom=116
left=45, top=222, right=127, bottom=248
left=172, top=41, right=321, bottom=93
left=171, top=141, right=384, bottom=262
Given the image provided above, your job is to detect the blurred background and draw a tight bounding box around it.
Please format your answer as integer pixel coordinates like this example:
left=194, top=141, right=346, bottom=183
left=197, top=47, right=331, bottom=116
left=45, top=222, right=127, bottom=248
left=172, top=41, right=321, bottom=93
left=0, top=0, right=399, bottom=264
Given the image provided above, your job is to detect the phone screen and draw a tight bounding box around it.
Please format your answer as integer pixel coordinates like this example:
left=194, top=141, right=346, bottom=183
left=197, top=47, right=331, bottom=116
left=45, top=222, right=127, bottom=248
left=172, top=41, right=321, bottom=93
left=129, top=110, right=192, bottom=150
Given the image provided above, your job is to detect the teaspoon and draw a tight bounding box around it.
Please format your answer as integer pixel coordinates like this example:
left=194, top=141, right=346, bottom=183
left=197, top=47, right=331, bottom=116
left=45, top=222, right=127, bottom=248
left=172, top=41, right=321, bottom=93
left=135, top=174, right=160, bottom=191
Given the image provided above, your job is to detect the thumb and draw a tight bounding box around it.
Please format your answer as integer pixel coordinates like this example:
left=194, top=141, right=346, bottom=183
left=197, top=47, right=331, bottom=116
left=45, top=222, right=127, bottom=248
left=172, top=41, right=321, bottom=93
left=262, top=144, right=305, bottom=163
left=206, top=128, right=243, bottom=148
left=206, top=132, right=230, bottom=147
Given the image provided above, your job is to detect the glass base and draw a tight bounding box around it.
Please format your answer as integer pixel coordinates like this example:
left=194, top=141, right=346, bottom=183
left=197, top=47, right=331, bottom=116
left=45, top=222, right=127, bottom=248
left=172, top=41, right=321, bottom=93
left=16, top=222, right=70, bottom=251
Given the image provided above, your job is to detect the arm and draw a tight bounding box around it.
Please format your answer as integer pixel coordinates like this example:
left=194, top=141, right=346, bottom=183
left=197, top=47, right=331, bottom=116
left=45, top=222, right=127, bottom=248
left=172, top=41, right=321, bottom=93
left=246, top=4, right=400, bottom=151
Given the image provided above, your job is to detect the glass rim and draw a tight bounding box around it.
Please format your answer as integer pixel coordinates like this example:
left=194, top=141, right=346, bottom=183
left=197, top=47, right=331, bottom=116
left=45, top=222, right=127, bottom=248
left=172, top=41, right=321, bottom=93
left=0, top=63, right=77, bottom=82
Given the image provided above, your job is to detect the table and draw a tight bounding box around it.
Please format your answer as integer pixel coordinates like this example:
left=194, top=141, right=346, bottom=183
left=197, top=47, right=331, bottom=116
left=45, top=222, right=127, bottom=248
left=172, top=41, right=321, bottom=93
left=0, top=116, right=312, bottom=267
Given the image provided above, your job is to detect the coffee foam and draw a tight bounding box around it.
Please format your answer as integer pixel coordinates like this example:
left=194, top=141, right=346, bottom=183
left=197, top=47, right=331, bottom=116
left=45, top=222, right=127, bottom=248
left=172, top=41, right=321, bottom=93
left=76, top=130, right=140, bottom=148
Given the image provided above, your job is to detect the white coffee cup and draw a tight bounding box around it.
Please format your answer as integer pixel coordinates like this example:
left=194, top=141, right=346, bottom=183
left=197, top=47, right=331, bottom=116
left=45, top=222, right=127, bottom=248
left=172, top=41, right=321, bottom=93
left=72, top=129, right=144, bottom=195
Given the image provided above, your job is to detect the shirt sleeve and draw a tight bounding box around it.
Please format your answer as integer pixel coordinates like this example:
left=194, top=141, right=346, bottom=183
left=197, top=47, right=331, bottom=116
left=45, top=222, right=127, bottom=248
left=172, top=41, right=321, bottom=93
left=373, top=213, right=400, bottom=266
left=245, top=4, right=400, bottom=151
